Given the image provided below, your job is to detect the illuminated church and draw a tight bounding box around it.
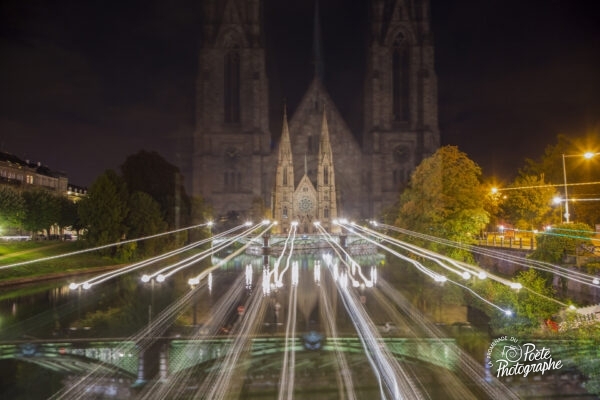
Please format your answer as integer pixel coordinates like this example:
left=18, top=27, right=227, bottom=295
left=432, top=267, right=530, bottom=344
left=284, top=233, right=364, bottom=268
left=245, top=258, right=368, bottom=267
left=272, top=108, right=339, bottom=234
left=192, top=0, right=440, bottom=223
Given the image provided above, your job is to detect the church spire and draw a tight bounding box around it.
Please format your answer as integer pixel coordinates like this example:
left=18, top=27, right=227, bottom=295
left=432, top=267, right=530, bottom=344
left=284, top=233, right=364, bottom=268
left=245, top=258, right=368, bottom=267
left=278, top=104, right=291, bottom=160
left=273, top=106, right=295, bottom=234
left=319, top=108, right=332, bottom=158
left=317, top=108, right=338, bottom=233
left=313, top=0, right=325, bottom=81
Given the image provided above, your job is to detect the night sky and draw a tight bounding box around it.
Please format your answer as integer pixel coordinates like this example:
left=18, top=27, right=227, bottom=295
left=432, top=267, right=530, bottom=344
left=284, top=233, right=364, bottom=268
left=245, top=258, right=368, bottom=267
left=1, top=0, right=599, bottom=189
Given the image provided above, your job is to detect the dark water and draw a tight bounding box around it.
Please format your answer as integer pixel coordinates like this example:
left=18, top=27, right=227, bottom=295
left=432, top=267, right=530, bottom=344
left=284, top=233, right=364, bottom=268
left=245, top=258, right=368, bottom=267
left=0, top=253, right=597, bottom=399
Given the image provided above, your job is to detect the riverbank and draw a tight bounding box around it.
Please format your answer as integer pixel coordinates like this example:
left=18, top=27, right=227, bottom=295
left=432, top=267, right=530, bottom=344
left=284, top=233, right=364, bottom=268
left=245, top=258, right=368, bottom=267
left=0, top=263, right=126, bottom=288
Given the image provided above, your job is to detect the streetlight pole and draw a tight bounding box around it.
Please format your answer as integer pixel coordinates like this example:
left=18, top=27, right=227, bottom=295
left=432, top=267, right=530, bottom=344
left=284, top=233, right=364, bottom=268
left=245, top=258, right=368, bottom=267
left=561, top=153, right=570, bottom=223
left=561, top=151, right=599, bottom=223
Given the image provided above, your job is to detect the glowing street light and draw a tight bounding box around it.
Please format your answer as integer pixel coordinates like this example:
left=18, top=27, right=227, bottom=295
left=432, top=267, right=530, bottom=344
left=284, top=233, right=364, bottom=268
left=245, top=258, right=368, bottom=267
left=562, top=151, right=599, bottom=223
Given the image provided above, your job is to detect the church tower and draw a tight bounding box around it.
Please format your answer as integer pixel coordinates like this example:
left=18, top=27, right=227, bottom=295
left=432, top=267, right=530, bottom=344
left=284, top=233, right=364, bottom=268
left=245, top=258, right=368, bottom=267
left=272, top=109, right=294, bottom=233
left=192, top=0, right=271, bottom=221
left=363, top=0, right=440, bottom=217
left=273, top=109, right=340, bottom=235
left=316, top=110, right=339, bottom=233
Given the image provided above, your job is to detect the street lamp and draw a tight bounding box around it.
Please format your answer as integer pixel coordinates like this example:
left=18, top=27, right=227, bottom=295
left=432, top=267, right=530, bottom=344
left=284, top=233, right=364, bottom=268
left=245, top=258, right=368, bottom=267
left=561, top=152, right=599, bottom=223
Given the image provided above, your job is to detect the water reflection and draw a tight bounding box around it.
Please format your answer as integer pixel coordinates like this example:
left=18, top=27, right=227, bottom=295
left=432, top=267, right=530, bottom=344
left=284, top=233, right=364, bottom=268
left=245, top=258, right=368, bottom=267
left=0, top=252, right=596, bottom=399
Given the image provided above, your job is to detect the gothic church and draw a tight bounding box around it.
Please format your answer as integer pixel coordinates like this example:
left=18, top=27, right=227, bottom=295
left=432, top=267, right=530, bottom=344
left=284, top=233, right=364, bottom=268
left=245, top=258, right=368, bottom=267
left=192, top=0, right=440, bottom=226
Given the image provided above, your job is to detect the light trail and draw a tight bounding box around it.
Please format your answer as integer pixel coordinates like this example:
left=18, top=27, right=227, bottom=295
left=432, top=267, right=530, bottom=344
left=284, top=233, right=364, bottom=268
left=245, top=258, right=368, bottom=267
left=493, top=181, right=600, bottom=191
left=198, top=278, right=268, bottom=400
left=368, top=288, right=476, bottom=399
left=318, top=272, right=357, bottom=399
left=68, top=223, right=250, bottom=289
left=347, top=222, right=570, bottom=310
left=330, top=262, right=425, bottom=399
left=146, top=222, right=262, bottom=281
left=51, top=278, right=205, bottom=400
left=1, top=222, right=212, bottom=270
left=376, top=279, right=520, bottom=400
left=274, top=224, right=298, bottom=288
left=373, top=222, right=600, bottom=291
left=313, top=224, right=375, bottom=288
left=278, top=262, right=298, bottom=400
left=186, top=222, right=275, bottom=287
left=334, top=222, right=517, bottom=314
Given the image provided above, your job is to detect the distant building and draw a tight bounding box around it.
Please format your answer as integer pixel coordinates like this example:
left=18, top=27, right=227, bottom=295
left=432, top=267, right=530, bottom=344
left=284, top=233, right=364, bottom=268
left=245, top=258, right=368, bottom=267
left=66, top=184, right=88, bottom=202
left=273, top=109, right=340, bottom=234
left=0, top=151, right=69, bottom=194
left=192, top=0, right=440, bottom=221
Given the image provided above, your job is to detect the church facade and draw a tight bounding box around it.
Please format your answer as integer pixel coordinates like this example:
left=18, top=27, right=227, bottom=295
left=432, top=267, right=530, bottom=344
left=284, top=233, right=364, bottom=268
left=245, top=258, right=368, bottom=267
left=192, top=0, right=440, bottom=223
left=272, top=108, right=339, bottom=234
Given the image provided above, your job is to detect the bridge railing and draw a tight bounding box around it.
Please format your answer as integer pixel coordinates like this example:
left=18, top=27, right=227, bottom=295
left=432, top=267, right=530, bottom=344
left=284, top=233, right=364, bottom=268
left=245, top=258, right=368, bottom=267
left=478, top=234, right=536, bottom=250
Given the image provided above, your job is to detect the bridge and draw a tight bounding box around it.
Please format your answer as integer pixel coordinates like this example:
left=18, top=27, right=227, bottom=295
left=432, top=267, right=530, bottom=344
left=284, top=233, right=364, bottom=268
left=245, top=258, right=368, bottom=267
left=0, top=335, right=459, bottom=382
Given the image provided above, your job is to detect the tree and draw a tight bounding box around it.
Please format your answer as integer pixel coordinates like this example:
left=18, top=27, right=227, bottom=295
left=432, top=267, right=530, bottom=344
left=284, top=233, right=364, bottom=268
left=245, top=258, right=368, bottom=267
left=0, top=186, right=25, bottom=231
left=78, top=170, right=129, bottom=249
left=499, top=174, right=559, bottom=231
left=121, top=151, right=191, bottom=229
left=522, top=134, right=600, bottom=226
left=530, top=222, right=594, bottom=263
left=56, top=196, right=79, bottom=237
left=21, top=189, right=60, bottom=238
left=396, top=146, right=489, bottom=258
left=473, top=269, right=561, bottom=335
left=126, top=191, right=167, bottom=256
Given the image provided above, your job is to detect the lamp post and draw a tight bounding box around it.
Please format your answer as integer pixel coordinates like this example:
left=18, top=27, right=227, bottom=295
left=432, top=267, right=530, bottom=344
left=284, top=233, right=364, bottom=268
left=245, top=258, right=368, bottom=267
left=561, top=153, right=570, bottom=223
left=561, top=152, right=599, bottom=223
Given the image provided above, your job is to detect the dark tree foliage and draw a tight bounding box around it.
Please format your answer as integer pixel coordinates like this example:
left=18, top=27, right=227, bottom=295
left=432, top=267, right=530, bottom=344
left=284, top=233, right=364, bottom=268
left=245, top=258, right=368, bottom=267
left=0, top=185, right=25, bottom=230
left=121, top=150, right=191, bottom=229
left=21, top=189, right=60, bottom=237
left=126, top=191, right=168, bottom=256
left=78, top=170, right=129, bottom=250
left=56, top=196, right=79, bottom=236
left=531, top=222, right=594, bottom=263
left=522, top=134, right=600, bottom=227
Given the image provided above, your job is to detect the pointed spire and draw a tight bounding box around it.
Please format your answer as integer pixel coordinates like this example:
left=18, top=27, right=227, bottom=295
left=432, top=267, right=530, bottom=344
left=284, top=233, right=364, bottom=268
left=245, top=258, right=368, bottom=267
left=278, top=102, right=292, bottom=160
left=313, top=0, right=325, bottom=81
left=319, top=107, right=331, bottom=150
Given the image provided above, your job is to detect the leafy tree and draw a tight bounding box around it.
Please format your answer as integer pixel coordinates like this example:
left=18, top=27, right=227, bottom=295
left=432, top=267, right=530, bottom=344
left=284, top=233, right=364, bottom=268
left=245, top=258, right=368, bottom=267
left=0, top=186, right=25, bottom=230
left=530, top=222, right=594, bottom=263
left=121, top=150, right=190, bottom=229
left=522, top=134, right=600, bottom=226
left=472, top=269, right=560, bottom=335
left=126, top=191, right=167, bottom=256
left=499, top=174, right=559, bottom=231
left=56, top=196, right=79, bottom=237
left=21, top=189, right=60, bottom=238
left=396, top=146, right=489, bottom=259
left=189, top=195, right=213, bottom=240
left=78, top=170, right=129, bottom=249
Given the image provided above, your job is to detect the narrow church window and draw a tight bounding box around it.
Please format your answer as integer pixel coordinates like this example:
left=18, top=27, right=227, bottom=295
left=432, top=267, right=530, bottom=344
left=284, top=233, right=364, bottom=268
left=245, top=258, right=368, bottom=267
left=324, top=166, right=329, bottom=185
left=392, top=34, right=410, bottom=122
left=283, top=167, right=288, bottom=185
left=283, top=206, right=288, bottom=218
left=324, top=207, right=329, bottom=219
left=224, top=49, right=240, bottom=123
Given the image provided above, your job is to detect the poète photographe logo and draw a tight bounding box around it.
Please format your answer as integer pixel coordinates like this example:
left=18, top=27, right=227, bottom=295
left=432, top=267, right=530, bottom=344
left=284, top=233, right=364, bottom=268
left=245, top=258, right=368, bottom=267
left=486, top=336, right=563, bottom=378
